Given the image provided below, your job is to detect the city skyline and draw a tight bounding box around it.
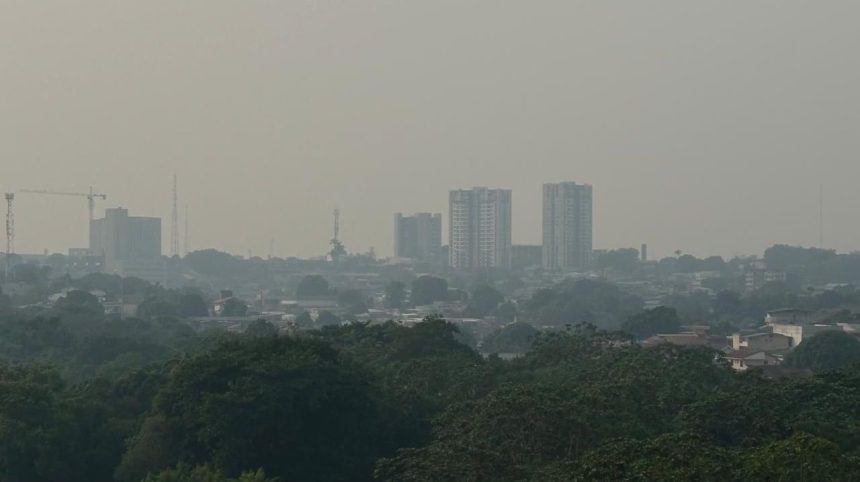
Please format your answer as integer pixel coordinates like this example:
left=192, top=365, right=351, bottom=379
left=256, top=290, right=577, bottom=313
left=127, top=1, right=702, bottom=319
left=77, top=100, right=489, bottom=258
left=4, top=3, right=860, bottom=259
left=0, top=177, right=850, bottom=262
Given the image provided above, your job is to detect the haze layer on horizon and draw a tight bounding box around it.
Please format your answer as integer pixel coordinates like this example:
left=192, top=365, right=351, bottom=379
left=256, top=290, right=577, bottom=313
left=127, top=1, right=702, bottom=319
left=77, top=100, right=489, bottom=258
left=2, top=1, right=859, bottom=260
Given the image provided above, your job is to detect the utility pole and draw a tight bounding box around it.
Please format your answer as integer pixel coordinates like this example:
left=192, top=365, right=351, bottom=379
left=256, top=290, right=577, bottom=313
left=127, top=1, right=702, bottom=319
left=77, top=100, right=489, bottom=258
left=4, top=193, right=13, bottom=282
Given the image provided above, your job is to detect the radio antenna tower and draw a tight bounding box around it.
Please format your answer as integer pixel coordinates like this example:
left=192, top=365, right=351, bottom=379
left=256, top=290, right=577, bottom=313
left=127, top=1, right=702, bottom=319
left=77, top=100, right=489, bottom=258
left=329, top=208, right=346, bottom=262
left=4, top=193, right=14, bottom=281
left=171, top=175, right=179, bottom=257
left=333, top=208, right=340, bottom=243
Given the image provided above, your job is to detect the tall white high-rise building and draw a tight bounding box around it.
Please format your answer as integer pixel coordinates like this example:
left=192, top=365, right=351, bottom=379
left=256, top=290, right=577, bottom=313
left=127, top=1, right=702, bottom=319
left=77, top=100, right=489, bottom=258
left=449, top=187, right=512, bottom=270
left=542, top=182, right=593, bottom=270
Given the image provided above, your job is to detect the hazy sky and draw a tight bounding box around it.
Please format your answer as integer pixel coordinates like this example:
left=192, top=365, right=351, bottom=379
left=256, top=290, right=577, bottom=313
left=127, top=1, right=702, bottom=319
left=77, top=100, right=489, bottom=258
left=3, top=1, right=859, bottom=259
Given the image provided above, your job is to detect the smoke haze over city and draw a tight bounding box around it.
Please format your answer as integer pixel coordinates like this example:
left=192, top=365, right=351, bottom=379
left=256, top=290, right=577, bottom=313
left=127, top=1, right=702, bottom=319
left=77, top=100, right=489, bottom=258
left=3, top=1, right=860, bottom=258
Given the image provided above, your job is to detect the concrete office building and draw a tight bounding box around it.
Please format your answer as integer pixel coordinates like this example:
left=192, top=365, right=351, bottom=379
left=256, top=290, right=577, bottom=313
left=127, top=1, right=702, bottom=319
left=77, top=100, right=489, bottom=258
left=394, top=212, right=442, bottom=261
left=449, top=187, right=512, bottom=270
left=90, top=208, right=163, bottom=282
left=543, top=182, right=593, bottom=270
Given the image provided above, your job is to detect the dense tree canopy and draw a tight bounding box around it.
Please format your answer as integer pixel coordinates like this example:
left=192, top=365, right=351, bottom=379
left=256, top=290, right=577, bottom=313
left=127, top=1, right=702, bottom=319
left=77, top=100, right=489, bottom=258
left=464, top=284, right=505, bottom=318
left=295, top=275, right=330, bottom=298
left=2, top=275, right=860, bottom=482
left=621, top=306, right=682, bottom=339
left=384, top=281, right=407, bottom=309
left=784, top=330, right=860, bottom=372
left=482, top=322, right=538, bottom=353
left=410, top=275, right=448, bottom=306
left=595, top=248, right=640, bottom=274
left=118, top=337, right=384, bottom=482
left=525, top=279, right=643, bottom=329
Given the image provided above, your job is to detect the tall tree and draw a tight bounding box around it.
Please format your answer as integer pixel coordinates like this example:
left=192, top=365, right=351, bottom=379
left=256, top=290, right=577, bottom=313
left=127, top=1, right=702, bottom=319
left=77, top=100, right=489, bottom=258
left=118, top=338, right=385, bottom=482
left=784, top=330, right=860, bottom=372
left=296, top=275, right=330, bottom=298
left=410, top=276, right=448, bottom=306
left=385, top=281, right=407, bottom=309
left=621, top=306, right=682, bottom=339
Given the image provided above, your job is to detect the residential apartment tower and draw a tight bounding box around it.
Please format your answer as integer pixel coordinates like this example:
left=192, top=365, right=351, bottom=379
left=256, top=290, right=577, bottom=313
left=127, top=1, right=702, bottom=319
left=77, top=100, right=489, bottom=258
left=449, top=188, right=512, bottom=270
left=542, top=182, right=593, bottom=270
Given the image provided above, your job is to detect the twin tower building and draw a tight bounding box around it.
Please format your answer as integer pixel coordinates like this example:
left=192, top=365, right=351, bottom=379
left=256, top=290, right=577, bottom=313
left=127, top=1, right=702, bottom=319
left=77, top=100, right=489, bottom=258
left=395, top=182, right=593, bottom=271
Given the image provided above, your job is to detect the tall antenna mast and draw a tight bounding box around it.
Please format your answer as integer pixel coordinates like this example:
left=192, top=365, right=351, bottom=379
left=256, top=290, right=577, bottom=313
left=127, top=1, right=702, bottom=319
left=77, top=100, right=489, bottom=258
left=184, top=205, right=189, bottom=256
left=171, top=175, right=179, bottom=257
left=4, top=193, right=14, bottom=281
left=819, top=184, right=824, bottom=249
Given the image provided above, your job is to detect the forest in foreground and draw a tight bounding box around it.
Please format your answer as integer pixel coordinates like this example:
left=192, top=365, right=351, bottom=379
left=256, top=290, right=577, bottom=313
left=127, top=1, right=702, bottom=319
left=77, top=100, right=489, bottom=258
left=1, top=302, right=860, bottom=481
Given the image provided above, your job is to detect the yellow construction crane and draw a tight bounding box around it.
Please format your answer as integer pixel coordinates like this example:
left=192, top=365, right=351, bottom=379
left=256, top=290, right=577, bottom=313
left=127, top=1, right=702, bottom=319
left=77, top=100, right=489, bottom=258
left=19, top=187, right=108, bottom=222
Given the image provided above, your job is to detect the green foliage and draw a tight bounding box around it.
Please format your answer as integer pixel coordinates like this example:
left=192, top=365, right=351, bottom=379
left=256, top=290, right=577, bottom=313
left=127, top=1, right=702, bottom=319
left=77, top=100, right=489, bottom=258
left=621, top=306, right=682, bottom=339
left=295, top=311, right=313, bottom=327
left=55, top=290, right=104, bottom=317
left=661, top=291, right=711, bottom=322
left=496, top=301, right=518, bottom=323
left=384, top=281, right=407, bottom=309
left=337, top=289, right=368, bottom=314
left=743, top=433, right=860, bottom=481
left=525, top=279, right=643, bottom=329
left=0, top=309, right=197, bottom=381
left=137, top=296, right=179, bottom=320
left=244, top=319, right=278, bottom=339
left=316, top=317, right=497, bottom=455
left=142, top=464, right=278, bottom=482
left=185, top=250, right=249, bottom=280
left=295, top=275, right=330, bottom=298
left=482, top=322, right=538, bottom=353
left=4, top=286, right=860, bottom=482
left=316, top=310, right=341, bottom=326
left=118, top=337, right=383, bottom=482
left=221, top=298, right=248, bottom=317
left=464, top=284, right=504, bottom=318
left=541, top=434, right=735, bottom=482
left=179, top=292, right=209, bottom=317
left=0, top=363, right=74, bottom=482
left=378, top=331, right=736, bottom=482
left=784, top=330, right=860, bottom=372
left=595, top=248, right=640, bottom=274
left=410, top=275, right=448, bottom=306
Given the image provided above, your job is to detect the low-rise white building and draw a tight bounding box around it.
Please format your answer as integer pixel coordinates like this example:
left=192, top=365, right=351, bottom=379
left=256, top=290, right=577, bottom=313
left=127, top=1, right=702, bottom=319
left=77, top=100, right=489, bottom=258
left=725, top=350, right=781, bottom=371
left=769, top=323, right=841, bottom=348
left=765, top=308, right=813, bottom=326
left=731, top=332, right=793, bottom=352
